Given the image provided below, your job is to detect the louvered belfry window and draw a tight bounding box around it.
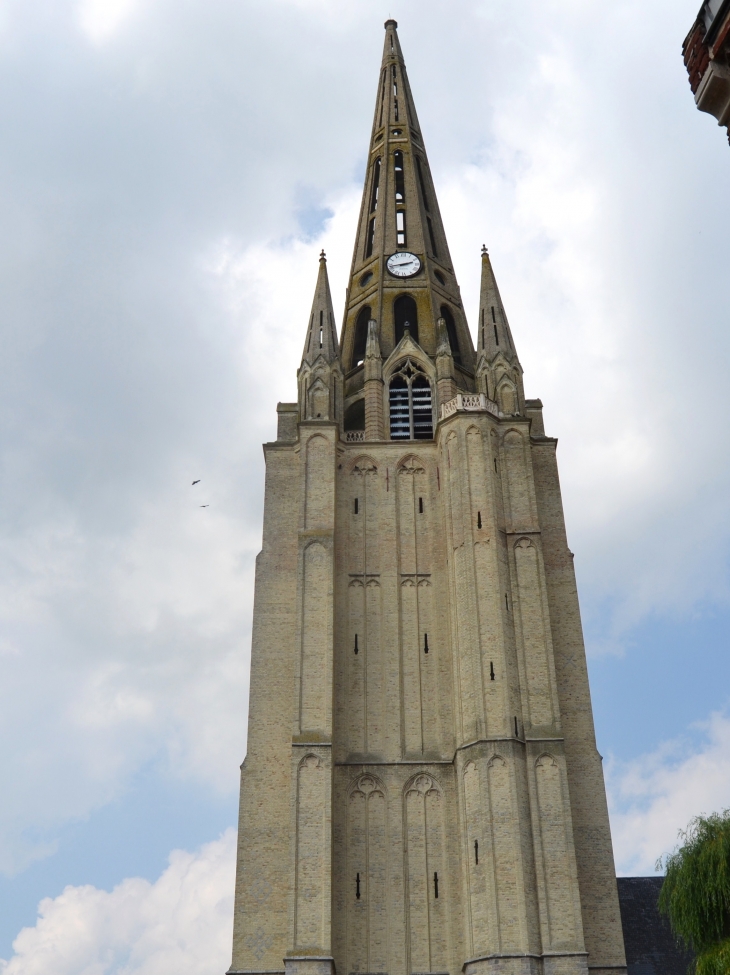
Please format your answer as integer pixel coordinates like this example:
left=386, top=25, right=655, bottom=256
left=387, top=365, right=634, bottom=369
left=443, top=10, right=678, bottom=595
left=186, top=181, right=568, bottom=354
left=389, top=360, right=433, bottom=440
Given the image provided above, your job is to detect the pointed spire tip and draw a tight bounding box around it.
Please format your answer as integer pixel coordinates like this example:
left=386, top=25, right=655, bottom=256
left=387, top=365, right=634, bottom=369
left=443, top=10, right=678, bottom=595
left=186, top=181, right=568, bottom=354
left=319, top=250, right=326, bottom=262
left=481, top=244, right=488, bottom=256
left=384, top=18, right=398, bottom=29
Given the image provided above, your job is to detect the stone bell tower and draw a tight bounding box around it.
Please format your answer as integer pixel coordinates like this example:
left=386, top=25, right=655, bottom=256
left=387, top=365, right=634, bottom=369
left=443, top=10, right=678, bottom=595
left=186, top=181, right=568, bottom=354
left=228, top=20, right=627, bottom=975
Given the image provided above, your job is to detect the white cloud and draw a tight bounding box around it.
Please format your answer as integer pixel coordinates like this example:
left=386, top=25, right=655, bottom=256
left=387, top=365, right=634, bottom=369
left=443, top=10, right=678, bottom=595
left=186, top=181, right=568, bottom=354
left=0, top=830, right=235, bottom=974
left=608, top=712, right=730, bottom=876
left=77, top=0, right=139, bottom=42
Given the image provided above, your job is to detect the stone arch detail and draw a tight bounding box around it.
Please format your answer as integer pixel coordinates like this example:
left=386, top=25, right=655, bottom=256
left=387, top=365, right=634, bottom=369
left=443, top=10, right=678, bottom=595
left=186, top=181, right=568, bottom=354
left=307, top=377, right=329, bottom=420
left=403, top=771, right=448, bottom=973
left=294, top=752, right=327, bottom=949
left=514, top=536, right=535, bottom=551
left=397, top=453, right=427, bottom=475
left=349, top=454, right=379, bottom=476
left=462, top=759, right=492, bottom=955
left=349, top=772, right=387, bottom=798
left=346, top=771, right=388, bottom=974
left=535, top=751, right=578, bottom=949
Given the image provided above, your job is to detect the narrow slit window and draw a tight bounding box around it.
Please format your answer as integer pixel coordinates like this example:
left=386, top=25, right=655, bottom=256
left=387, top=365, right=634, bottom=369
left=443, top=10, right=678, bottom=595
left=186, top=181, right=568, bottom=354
left=494, top=458, right=498, bottom=473
left=494, top=323, right=499, bottom=346
left=490, top=661, right=495, bottom=681
left=378, top=71, right=386, bottom=126
left=354, top=498, right=359, bottom=514
left=370, top=157, right=381, bottom=213
left=477, top=511, right=482, bottom=529
left=354, top=634, right=359, bottom=655
left=427, top=216, right=438, bottom=257
left=514, top=716, right=519, bottom=738
left=474, top=840, right=479, bottom=864
left=319, top=310, right=323, bottom=348
left=491, top=306, right=496, bottom=322
left=433, top=872, right=439, bottom=898
left=365, top=217, right=376, bottom=258
left=308, top=313, right=313, bottom=351
left=418, top=497, right=423, bottom=513
left=416, top=156, right=430, bottom=211
left=392, top=66, right=399, bottom=121
left=424, top=633, right=429, bottom=654
left=396, top=210, right=406, bottom=246
left=356, top=873, right=361, bottom=899
left=394, top=151, right=405, bottom=203
left=505, top=593, right=509, bottom=611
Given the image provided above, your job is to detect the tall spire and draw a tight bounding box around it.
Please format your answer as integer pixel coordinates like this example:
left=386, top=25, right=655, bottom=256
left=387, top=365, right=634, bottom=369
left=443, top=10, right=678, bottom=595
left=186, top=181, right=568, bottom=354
left=476, top=246, right=524, bottom=413
left=339, top=20, right=475, bottom=384
left=476, top=245, right=519, bottom=363
left=301, top=251, right=339, bottom=365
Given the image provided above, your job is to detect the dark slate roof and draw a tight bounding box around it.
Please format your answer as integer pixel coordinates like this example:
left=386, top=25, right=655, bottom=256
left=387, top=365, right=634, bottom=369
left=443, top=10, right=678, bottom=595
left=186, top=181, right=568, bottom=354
left=617, top=876, right=694, bottom=975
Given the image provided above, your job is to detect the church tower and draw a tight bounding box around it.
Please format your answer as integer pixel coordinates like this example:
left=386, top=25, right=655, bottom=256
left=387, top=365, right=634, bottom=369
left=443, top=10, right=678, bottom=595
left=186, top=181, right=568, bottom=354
left=229, top=21, right=627, bottom=975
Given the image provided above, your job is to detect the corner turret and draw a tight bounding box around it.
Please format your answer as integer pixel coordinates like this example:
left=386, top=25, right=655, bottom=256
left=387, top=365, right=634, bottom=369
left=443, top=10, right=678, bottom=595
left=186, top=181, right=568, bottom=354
left=298, top=252, right=342, bottom=423
left=475, top=246, right=525, bottom=415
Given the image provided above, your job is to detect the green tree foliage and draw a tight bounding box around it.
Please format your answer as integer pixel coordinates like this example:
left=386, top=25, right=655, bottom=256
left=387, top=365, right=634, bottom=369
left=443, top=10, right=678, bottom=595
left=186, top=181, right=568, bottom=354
left=658, top=810, right=730, bottom=975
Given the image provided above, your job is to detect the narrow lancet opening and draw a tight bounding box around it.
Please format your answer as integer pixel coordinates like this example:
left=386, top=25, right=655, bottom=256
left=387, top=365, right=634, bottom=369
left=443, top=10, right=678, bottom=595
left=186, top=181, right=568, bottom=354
left=440, top=304, right=461, bottom=363
left=365, top=217, right=375, bottom=258
left=427, top=216, right=438, bottom=257
left=351, top=305, right=371, bottom=368
left=394, top=294, right=418, bottom=345
left=370, top=158, right=381, bottom=213
left=416, top=155, right=430, bottom=211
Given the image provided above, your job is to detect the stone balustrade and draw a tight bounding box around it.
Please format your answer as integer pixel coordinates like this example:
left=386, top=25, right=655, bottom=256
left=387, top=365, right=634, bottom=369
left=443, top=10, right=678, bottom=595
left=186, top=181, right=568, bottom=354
left=440, top=393, right=500, bottom=420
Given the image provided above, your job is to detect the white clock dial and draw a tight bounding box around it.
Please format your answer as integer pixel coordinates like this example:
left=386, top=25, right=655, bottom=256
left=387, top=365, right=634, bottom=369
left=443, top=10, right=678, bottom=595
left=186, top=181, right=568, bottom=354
left=386, top=252, right=421, bottom=278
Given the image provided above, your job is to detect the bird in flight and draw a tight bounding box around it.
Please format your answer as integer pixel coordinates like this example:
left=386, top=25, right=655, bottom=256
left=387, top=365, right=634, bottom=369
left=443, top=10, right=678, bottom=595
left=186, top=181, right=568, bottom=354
left=192, top=479, right=200, bottom=485
left=200, top=504, right=209, bottom=508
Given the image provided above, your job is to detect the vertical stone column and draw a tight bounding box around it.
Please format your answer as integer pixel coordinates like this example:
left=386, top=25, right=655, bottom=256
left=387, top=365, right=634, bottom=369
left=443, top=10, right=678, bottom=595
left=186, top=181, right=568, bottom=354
left=364, top=319, right=384, bottom=441
left=436, top=317, right=457, bottom=409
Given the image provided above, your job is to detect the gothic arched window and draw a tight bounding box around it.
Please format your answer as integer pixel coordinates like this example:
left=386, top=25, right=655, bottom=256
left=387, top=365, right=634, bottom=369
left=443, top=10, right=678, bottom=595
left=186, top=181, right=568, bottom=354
left=351, top=305, right=371, bottom=369
left=394, top=294, right=418, bottom=345
left=389, top=360, right=433, bottom=441
left=440, top=304, right=461, bottom=364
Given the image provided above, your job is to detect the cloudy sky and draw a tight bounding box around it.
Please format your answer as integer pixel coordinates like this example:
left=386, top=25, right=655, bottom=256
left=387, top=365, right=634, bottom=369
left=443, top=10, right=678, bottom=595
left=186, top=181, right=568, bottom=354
left=0, top=0, right=728, bottom=970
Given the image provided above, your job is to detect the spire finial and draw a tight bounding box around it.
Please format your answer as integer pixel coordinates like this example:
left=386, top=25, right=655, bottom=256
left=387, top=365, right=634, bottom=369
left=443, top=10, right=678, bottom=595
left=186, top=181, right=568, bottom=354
left=319, top=250, right=326, bottom=261
left=384, top=18, right=398, bottom=29
left=481, top=244, right=488, bottom=256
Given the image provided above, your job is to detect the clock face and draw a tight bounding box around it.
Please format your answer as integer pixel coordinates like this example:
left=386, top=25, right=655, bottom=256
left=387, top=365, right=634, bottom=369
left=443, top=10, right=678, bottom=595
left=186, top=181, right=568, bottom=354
left=386, top=252, right=421, bottom=278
